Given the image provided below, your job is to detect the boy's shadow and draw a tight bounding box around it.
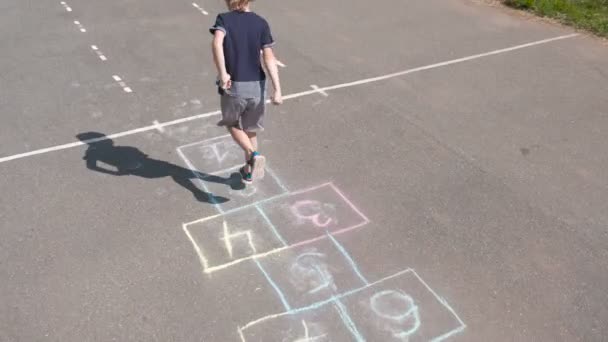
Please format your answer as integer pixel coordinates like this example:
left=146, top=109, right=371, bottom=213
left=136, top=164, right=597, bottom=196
left=77, top=132, right=245, bottom=204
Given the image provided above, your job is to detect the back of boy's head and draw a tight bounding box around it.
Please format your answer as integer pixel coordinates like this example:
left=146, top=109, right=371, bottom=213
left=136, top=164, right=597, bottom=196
left=226, top=0, right=251, bottom=11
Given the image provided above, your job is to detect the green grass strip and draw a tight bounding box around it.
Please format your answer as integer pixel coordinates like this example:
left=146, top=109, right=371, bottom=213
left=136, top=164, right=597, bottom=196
left=505, top=0, right=608, bottom=37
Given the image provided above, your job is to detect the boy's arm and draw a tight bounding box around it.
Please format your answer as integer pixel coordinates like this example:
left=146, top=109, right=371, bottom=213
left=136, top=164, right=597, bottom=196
left=262, top=47, right=282, bottom=105
left=212, top=30, right=231, bottom=90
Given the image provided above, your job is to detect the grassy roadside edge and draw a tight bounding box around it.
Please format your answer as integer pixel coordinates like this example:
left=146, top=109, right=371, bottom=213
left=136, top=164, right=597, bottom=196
left=503, top=0, right=608, bottom=37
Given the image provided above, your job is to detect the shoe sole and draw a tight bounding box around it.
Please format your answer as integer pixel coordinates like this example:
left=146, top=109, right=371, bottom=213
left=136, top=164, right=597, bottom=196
left=251, top=155, right=266, bottom=181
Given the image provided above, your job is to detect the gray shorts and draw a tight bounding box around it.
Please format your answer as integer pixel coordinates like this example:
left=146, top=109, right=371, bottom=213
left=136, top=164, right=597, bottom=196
left=218, top=95, right=265, bottom=132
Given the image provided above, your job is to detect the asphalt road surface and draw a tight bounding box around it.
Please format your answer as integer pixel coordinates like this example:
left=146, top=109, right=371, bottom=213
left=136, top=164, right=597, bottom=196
left=1, top=0, right=608, bottom=341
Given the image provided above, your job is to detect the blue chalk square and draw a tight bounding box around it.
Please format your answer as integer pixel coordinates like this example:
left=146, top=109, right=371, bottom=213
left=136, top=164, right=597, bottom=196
left=255, top=238, right=367, bottom=310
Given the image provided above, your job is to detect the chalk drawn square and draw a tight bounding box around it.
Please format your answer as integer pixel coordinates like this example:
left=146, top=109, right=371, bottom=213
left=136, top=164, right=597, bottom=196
left=177, top=135, right=243, bottom=175
left=238, top=302, right=354, bottom=342
left=256, top=238, right=368, bottom=310
left=201, top=165, right=287, bottom=211
left=258, top=183, right=370, bottom=245
left=239, top=269, right=465, bottom=342
left=183, top=207, right=286, bottom=274
left=340, top=269, right=466, bottom=342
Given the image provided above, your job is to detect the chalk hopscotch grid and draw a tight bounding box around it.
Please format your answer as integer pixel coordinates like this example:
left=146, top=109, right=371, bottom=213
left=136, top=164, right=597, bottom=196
left=177, top=133, right=465, bottom=341
left=237, top=268, right=467, bottom=342
left=182, top=182, right=371, bottom=274
left=178, top=135, right=377, bottom=339
left=182, top=182, right=366, bottom=227
left=235, top=226, right=465, bottom=341
left=177, top=135, right=290, bottom=189
left=176, top=136, right=290, bottom=214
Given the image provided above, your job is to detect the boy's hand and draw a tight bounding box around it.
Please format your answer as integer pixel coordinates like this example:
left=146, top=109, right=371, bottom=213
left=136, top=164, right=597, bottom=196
left=271, top=89, right=283, bottom=105
left=219, top=73, right=232, bottom=90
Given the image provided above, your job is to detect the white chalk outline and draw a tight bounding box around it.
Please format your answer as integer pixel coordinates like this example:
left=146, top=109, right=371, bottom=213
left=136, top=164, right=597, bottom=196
left=411, top=271, right=467, bottom=342
left=174, top=135, right=292, bottom=192
left=176, top=136, right=290, bottom=213
left=0, top=34, right=578, bottom=165
left=370, top=290, right=421, bottom=339
left=238, top=268, right=466, bottom=342
left=177, top=136, right=250, bottom=176
left=182, top=182, right=371, bottom=274
left=189, top=228, right=371, bottom=272
left=220, top=220, right=257, bottom=258
left=184, top=182, right=368, bottom=226
left=294, top=320, right=327, bottom=342
left=176, top=142, right=225, bottom=213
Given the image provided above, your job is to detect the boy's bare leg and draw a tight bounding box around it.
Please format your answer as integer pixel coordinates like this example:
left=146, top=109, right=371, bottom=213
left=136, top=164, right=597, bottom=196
left=228, top=126, right=255, bottom=162
left=247, top=131, right=258, bottom=151
left=244, top=132, right=258, bottom=173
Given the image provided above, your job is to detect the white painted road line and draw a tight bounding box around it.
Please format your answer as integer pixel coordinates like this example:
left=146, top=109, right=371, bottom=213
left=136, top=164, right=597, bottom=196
left=90, top=45, right=107, bottom=61
left=0, top=110, right=222, bottom=164
left=192, top=2, right=209, bottom=15
left=112, top=75, right=133, bottom=93
left=153, top=120, right=165, bottom=133
left=73, top=20, right=86, bottom=32
left=319, top=33, right=581, bottom=93
left=60, top=1, right=72, bottom=12
left=310, top=85, right=329, bottom=97
left=0, top=34, right=578, bottom=164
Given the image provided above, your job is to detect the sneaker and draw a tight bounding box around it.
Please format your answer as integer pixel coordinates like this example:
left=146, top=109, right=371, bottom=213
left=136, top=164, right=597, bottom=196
left=249, top=151, right=266, bottom=181
left=239, top=166, right=253, bottom=185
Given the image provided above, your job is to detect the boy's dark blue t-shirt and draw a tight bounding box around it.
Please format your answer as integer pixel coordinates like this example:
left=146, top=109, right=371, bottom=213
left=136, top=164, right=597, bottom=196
left=210, top=11, right=274, bottom=84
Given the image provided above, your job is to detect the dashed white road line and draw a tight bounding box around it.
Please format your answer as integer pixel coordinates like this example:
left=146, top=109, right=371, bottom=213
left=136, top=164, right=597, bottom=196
left=73, top=20, right=86, bottom=33
left=192, top=2, right=209, bottom=15
left=60, top=1, right=72, bottom=12
left=90, top=45, right=108, bottom=61
left=112, top=75, right=133, bottom=93
left=0, top=33, right=579, bottom=164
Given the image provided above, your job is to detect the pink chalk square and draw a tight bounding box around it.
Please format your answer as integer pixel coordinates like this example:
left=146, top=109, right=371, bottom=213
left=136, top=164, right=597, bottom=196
left=257, top=183, right=370, bottom=245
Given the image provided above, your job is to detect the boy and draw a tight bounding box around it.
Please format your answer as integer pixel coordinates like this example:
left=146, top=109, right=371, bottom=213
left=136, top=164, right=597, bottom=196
left=210, top=0, right=282, bottom=185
